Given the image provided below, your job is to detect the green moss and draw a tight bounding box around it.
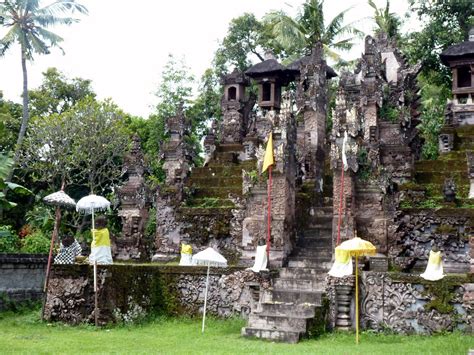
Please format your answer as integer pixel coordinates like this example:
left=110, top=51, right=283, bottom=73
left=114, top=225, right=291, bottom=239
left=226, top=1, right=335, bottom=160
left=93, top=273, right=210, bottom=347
left=398, top=182, right=426, bottom=191
left=307, top=296, right=329, bottom=338
left=436, top=224, right=457, bottom=235
left=423, top=279, right=459, bottom=314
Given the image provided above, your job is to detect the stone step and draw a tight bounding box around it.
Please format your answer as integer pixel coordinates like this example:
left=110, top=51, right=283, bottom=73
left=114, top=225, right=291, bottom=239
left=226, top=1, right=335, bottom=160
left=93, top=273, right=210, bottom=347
left=193, top=186, right=242, bottom=198
left=278, top=267, right=328, bottom=280
left=241, top=327, right=302, bottom=344
left=178, top=206, right=233, bottom=217
left=273, top=278, right=325, bottom=292
left=212, top=151, right=240, bottom=164
left=298, top=236, right=332, bottom=244
left=415, top=160, right=466, bottom=172
left=254, top=302, right=316, bottom=318
left=247, top=313, right=309, bottom=332
left=270, top=289, right=323, bottom=304
left=307, top=223, right=332, bottom=231
left=291, top=246, right=332, bottom=254
left=299, top=230, right=332, bottom=239
left=185, top=198, right=235, bottom=208
left=288, top=257, right=332, bottom=268
left=414, top=171, right=468, bottom=185
left=216, top=143, right=244, bottom=153
left=191, top=166, right=243, bottom=177
left=438, top=151, right=469, bottom=161
left=187, top=176, right=242, bottom=187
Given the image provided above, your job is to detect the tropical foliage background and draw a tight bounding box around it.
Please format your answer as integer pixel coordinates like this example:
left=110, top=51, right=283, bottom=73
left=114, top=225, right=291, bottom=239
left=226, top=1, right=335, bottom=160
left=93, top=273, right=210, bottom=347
left=0, top=0, right=473, bottom=253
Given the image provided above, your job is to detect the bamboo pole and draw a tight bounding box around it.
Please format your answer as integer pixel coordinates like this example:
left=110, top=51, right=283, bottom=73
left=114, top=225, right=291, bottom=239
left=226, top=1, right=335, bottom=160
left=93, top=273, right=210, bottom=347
left=266, top=165, right=272, bottom=259
left=94, top=261, right=98, bottom=327
left=355, top=256, right=359, bottom=345
left=202, top=263, right=210, bottom=333
left=336, top=163, right=345, bottom=246
left=41, top=206, right=61, bottom=320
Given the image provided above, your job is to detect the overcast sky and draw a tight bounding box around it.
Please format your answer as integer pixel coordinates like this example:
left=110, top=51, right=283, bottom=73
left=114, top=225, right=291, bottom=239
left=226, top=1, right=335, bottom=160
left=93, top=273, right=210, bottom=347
left=0, top=0, right=414, bottom=118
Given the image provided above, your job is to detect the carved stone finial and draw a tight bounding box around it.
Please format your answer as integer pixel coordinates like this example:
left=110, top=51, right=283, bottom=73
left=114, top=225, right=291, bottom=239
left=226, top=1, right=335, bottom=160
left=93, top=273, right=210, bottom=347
left=442, top=178, right=456, bottom=202
left=469, top=27, right=474, bottom=42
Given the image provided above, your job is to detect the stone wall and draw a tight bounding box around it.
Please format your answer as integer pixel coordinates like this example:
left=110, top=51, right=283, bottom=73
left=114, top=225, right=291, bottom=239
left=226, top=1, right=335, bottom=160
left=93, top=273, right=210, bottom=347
left=390, top=208, right=472, bottom=273
left=0, top=254, right=47, bottom=309
left=43, top=265, right=270, bottom=325
left=360, top=272, right=473, bottom=334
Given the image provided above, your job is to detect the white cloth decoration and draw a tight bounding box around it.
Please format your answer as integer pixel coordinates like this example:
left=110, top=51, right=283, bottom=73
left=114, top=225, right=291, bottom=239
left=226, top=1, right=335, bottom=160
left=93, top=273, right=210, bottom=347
left=247, top=245, right=268, bottom=273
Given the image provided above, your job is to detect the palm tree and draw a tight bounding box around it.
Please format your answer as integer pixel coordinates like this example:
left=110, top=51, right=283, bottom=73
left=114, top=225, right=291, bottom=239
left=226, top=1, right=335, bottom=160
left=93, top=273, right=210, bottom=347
left=0, top=0, right=87, bottom=182
left=368, top=0, right=401, bottom=39
left=265, top=0, right=363, bottom=62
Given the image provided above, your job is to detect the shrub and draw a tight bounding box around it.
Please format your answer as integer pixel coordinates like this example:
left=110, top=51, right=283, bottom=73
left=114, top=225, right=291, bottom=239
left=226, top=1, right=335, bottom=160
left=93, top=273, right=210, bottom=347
left=0, top=225, right=20, bottom=253
left=20, top=231, right=50, bottom=254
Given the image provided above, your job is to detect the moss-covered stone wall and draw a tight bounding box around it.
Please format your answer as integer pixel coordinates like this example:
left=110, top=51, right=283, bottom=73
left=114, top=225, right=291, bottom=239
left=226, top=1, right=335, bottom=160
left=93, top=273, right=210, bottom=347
left=44, top=264, right=270, bottom=325
left=360, top=272, right=473, bottom=334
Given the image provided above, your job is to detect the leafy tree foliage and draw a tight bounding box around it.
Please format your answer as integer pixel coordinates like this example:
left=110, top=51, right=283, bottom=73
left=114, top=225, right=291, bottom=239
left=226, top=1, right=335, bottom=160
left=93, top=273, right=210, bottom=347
left=404, top=0, right=474, bottom=88
left=214, top=13, right=278, bottom=74
left=417, top=74, right=451, bottom=160
left=368, top=0, right=401, bottom=40
left=129, top=54, right=195, bottom=183
left=0, top=92, right=21, bottom=154
left=187, top=68, right=222, bottom=138
left=0, top=153, right=31, bottom=211
left=402, top=1, right=474, bottom=159
left=264, top=0, right=363, bottom=61
left=0, top=0, right=87, bottom=182
left=29, top=67, right=95, bottom=117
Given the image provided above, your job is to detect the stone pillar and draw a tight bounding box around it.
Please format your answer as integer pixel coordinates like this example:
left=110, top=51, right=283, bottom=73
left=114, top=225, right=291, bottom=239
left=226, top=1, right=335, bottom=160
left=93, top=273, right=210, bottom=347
left=467, top=152, right=474, bottom=199
left=335, top=284, right=353, bottom=330
left=332, top=165, right=356, bottom=247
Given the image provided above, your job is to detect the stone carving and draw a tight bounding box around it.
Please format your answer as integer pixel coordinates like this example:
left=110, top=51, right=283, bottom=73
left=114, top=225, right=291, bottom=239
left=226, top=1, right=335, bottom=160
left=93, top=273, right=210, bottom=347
left=116, top=135, right=150, bottom=260
left=390, top=211, right=470, bottom=273
left=360, top=272, right=469, bottom=334
left=439, top=133, right=454, bottom=153
left=442, top=178, right=456, bottom=202
left=161, top=105, right=193, bottom=186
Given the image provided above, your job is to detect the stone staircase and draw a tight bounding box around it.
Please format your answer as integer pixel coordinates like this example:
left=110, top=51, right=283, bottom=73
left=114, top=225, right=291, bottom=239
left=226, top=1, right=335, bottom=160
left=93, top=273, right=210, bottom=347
left=178, top=144, right=254, bottom=249
left=241, top=267, right=328, bottom=343
left=242, top=181, right=334, bottom=343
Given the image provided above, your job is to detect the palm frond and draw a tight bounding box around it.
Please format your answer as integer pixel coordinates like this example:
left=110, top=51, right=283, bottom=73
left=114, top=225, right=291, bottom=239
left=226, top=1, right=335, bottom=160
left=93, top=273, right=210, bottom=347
left=35, top=26, right=64, bottom=50
left=323, top=43, right=341, bottom=62
left=33, top=14, right=76, bottom=27
left=265, top=11, right=307, bottom=51
left=27, top=31, right=50, bottom=56
left=40, top=0, right=88, bottom=16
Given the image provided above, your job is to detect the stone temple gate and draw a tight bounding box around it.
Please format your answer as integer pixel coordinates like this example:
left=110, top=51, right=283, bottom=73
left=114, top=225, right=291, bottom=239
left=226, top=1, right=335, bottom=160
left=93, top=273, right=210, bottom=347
left=43, top=33, right=473, bottom=342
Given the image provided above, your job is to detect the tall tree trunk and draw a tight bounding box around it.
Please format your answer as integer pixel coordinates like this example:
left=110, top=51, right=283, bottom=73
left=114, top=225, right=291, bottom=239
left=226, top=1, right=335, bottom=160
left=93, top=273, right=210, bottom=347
left=1, top=48, right=30, bottom=220
left=7, top=48, right=30, bottom=181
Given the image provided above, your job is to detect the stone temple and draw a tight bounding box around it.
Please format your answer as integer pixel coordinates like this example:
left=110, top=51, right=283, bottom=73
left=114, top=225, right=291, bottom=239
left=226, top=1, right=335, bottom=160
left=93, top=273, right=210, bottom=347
left=41, top=33, right=473, bottom=341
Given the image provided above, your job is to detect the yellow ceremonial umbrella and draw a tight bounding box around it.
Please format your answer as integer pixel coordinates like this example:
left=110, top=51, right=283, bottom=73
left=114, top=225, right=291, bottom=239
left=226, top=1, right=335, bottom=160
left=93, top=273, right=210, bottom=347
left=335, top=237, right=376, bottom=344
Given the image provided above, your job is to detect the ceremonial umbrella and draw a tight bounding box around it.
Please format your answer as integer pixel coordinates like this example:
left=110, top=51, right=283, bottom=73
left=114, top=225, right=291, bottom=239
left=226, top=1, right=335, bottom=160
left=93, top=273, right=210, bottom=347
left=192, top=247, right=227, bottom=333
left=335, top=237, right=376, bottom=344
left=41, top=190, right=76, bottom=320
left=76, top=194, right=110, bottom=326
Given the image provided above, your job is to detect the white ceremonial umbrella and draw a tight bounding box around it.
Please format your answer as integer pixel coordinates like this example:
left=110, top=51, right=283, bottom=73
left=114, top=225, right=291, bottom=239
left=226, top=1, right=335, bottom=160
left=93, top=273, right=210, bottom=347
left=76, top=194, right=110, bottom=237
left=76, top=193, right=110, bottom=326
left=192, top=247, right=227, bottom=333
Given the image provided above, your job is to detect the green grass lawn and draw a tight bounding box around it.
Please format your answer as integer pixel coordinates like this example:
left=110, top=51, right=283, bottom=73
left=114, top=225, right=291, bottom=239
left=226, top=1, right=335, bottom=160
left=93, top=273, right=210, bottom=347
left=0, top=309, right=472, bottom=354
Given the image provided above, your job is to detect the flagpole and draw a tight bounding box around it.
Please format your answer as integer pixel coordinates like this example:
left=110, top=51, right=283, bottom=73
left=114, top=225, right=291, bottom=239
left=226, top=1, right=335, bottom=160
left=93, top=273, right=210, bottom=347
left=266, top=165, right=272, bottom=260
left=336, top=131, right=348, bottom=246
left=336, top=163, right=344, bottom=246
left=355, top=256, right=359, bottom=345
